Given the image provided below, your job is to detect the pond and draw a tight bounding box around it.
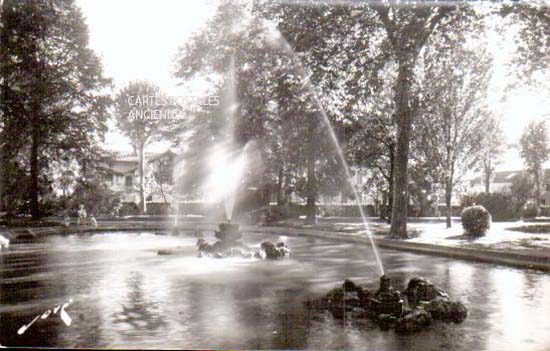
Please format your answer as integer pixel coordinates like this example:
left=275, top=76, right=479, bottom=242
left=1, top=231, right=549, bottom=350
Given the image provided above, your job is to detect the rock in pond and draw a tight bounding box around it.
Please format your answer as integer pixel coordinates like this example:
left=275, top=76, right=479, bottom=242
left=310, top=276, right=468, bottom=333
left=425, top=298, right=468, bottom=323
left=395, top=310, right=433, bottom=333
left=403, top=277, right=448, bottom=305
left=371, top=275, right=404, bottom=317
left=260, top=240, right=290, bottom=260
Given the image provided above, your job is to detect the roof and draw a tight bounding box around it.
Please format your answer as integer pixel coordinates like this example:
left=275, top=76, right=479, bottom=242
left=493, top=170, right=523, bottom=183
left=105, top=149, right=176, bottom=163
left=100, top=149, right=176, bottom=174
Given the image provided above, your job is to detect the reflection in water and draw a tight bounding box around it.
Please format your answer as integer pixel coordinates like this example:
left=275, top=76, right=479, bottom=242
left=112, top=272, right=167, bottom=333
left=487, top=269, right=550, bottom=351
left=0, top=232, right=550, bottom=350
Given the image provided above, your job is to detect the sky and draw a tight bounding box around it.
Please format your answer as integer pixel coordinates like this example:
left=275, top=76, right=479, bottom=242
left=77, top=0, right=549, bottom=170
left=76, top=0, right=218, bottom=153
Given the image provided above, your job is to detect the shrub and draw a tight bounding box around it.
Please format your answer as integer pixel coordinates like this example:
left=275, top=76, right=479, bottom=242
left=262, top=204, right=304, bottom=225
left=521, top=203, right=538, bottom=219
left=264, top=206, right=290, bottom=225
left=146, top=202, right=171, bottom=215
left=0, top=218, right=63, bottom=227
left=318, top=204, right=376, bottom=217
left=119, top=202, right=140, bottom=217
left=461, top=205, right=491, bottom=237
left=70, top=178, right=122, bottom=216
left=461, top=193, right=517, bottom=221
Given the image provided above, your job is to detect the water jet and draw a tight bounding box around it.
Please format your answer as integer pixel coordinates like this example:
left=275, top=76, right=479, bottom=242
left=272, top=29, right=385, bottom=275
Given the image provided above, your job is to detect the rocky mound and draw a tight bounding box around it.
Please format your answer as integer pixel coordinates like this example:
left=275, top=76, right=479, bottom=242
left=308, top=276, right=467, bottom=333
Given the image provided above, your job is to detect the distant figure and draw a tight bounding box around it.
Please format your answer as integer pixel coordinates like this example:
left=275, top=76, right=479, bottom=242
left=77, top=204, right=87, bottom=225
left=63, top=215, right=71, bottom=227
left=90, top=215, right=98, bottom=227
left=0, top=234, right=9, bottom=249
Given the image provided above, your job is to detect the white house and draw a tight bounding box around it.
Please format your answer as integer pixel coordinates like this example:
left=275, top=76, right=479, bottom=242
left=99, top=149, right=176, bottom=204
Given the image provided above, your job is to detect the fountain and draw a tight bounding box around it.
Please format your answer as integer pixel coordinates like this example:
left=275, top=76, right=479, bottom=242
left=196, top=222, right=251, bottom=258
left=196, top=222, right=290, bottom=260
left=171, top=198, right=180, bottom=235
left=165, top=53, right=291, bottom=260
left=371, top=275, right=404, bottom=317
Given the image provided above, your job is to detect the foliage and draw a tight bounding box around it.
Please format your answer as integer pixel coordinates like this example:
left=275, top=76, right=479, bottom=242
left=507, top=224, right=550, bottom=234
left=70, top=178, right=122, bottom=216
left=146, top=152, right=175, bottom=204
left=413, top=15, right=494, bottom=227
left=0, top=0, right=111, bottom=218
left=114, top=81, right=174, bottom=213
left=0, top=218, right=63, bottom=228
left=520, top=120, right=549, bottom=210
left=522, top=203, right=539, bottom=219
left=145, top=202, right=171, bottom=216
left=173, top=0, right=346, bottom=221
left=263, top=205, right=301, bottom=226
left=477, top=121, right=505, bottom=194
left=500, top=1, right=550, bottom=86
left=509, top=172, right=534, bottom=214
left=118, top=202, right=140, bottom=217
left=461, top=205, right=492, bottom=237
left=461, top=193, right=517, bottom=221
left=114, top=81, right=174, bottom=149
left=520, top=121, right=549, bottom=172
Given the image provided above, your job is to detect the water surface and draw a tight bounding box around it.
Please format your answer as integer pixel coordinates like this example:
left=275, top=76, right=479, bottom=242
left=1, top=231, right=549, bottom=350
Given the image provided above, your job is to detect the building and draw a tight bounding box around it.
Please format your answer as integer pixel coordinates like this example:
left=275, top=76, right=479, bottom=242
left=469, top=169, right=550, bottom=205
left=100, top=149, right=176, bottom=204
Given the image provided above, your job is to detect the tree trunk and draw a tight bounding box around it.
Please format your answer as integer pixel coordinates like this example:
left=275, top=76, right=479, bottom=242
left=159, top=182, right=168, bottom=204
left=305, top=153, right=317, bottom=225
left=30, top=130, right=40, bottom=219
left=535, top=168, right=541, bottom=216
left=276, top=167, right=285, bottom=206
left=387, top=143, right=395, bottom=224
left=138, top=144, right=147, bottom=214
left=380, top=191, right=387, bottom=220
left=390, top=62, right=414, bottom=239
left=445, top=179, right=452, bottom=229
left=484, top=158, right=491, bottom=194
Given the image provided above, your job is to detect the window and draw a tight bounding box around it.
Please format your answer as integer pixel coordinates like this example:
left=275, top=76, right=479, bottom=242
left=125, top=175, right=133, bottom=186
left=545, top=184, right=550, bottom=191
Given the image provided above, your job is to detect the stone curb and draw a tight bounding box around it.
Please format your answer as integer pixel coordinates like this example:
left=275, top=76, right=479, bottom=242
left=252, top=226, right=550, bottom=272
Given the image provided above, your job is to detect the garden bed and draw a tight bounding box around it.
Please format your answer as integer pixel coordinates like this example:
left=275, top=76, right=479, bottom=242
left=507, top=224, right=550, bottom=234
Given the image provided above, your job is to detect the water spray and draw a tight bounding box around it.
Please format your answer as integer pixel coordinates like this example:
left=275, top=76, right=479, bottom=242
left=274, top=30, right=385, bottom=276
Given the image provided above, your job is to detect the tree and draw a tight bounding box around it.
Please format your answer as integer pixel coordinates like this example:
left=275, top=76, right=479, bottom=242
left=114, top=81, right=172, bottom=214
left=370, top=2, right=472, bottom=238
left=520, top=120, right=549, bottom=213
left=347, top=104, right=396, bottom=222
left=479, top=123, right=505, bottom=194
left=500, top=1, right=550, bottom=86
left=174, top=1, right=345, bottom=223
left=510, top=172, right=534, bottom=215
left=147, top=153, right=174, bottom=205
left=275, top=1, right=546, bottom=236
left=70, top=171, right=122, bottom=217
left=0, top=0, right=111, bottom=219
left=414, top=18, right=494, bottom=228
